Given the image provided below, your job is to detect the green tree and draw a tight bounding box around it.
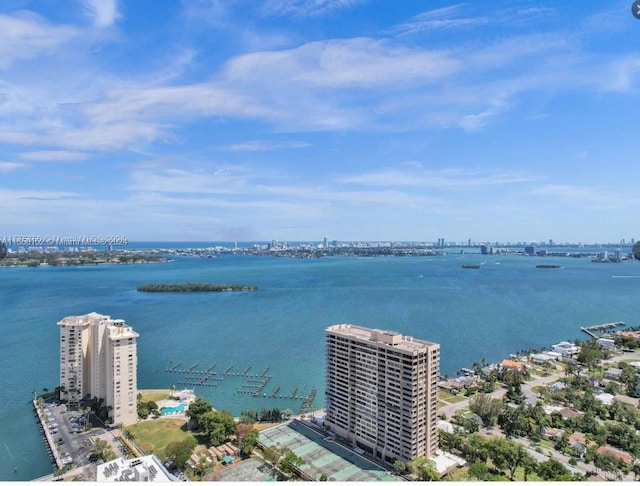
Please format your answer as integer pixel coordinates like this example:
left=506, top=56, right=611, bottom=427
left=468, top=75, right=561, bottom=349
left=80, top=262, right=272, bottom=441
left=186, top=396, right=213, bottom=428
left=487, top=437, right=528, bottom=480
left=240, top=429, right=259, bottom=457
left=279, top=448, right=304, bottom=476
left=469, top=393, right=503, bottom=426
left=393, top=459, right=408, bottom=475
left=468, top=462, right=488, bottom=480
left=165, top=436, right=197, bottom=469
left=92, top=438, right=116, bottom=462
left=577, top=340, right=605, bottom=370
left=520, top=451, right=538, bottom=481
left=537, top=458, right=571, bottom=481
left=464, top=434, right=490, bottom=463
left=240, top=408, right=257, bottom=424
left=409, top=456, right=440, bottom=481
left=594, top=451, right=625, bottom=480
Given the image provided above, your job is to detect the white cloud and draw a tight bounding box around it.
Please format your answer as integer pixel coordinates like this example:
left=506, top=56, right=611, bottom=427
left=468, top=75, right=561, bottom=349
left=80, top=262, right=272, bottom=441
left=223, top=38, right=460, bottom=89
left=223, top=140, right=311, bottom=152
left=20, top=151, right=89, bottom=162
left=339, top=167, right=536, bottom=189
left=0, top=11, right=77, bottom=69
left=82, top=0, right=121, bottom=27
left=262, top=0, right=365, bottom=18
left=0, top=162, right=24, bottom=172
left=530, top=184, right=627, bottom=210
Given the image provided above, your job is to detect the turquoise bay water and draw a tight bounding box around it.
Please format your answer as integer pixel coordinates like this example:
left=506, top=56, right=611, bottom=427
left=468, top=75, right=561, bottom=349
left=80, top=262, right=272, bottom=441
left=1, top=249, right=639, bottom=480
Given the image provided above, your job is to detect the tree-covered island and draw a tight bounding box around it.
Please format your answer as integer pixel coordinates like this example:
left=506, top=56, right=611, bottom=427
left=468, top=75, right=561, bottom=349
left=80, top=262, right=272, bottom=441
left=137, top=283, right=258, bottom=292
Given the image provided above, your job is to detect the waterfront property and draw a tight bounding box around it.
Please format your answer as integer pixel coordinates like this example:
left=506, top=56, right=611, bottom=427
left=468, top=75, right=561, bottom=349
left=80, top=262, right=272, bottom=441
left=551, top=341, right=580, bottom=358
left=325, top=324, right=440, bottom=463
left=58, top=312, right=139, bottom=426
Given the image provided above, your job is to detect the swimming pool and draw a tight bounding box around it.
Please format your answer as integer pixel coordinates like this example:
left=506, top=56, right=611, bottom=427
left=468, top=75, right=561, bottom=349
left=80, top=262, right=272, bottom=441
left=160, top=403, right=187, bottom=415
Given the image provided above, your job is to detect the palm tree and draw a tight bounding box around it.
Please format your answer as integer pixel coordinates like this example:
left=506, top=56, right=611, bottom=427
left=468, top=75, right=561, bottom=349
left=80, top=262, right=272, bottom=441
left=122, top=428, right=136, bottom=441
left=170, top=383, right=176, bottom=398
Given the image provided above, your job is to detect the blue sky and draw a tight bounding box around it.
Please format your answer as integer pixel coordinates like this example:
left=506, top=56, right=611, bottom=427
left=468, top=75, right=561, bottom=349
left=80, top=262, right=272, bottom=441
left=1, top=0, right=639, bottom=244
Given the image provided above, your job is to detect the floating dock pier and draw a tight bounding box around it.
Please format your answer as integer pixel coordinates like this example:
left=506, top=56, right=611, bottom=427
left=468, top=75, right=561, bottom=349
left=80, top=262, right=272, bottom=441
left=166, top=360, right=313, bottom=403
left=581, top=321, right=625, bottom=338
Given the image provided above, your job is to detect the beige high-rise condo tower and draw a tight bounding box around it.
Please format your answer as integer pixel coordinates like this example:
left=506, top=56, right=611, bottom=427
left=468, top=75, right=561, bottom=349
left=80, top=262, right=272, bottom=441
left=58, top=312, right=139, bottom=426
left=325, top=324, right=440, bottom=463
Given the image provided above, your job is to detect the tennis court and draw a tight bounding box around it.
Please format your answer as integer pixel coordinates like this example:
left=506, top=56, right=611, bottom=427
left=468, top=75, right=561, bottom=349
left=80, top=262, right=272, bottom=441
left=259, top=420, right=400, bottom=481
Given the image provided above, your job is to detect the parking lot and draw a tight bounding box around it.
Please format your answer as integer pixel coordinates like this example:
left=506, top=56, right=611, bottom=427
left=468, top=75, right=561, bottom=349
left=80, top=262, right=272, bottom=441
left=39, top=400, right=122, bottom=471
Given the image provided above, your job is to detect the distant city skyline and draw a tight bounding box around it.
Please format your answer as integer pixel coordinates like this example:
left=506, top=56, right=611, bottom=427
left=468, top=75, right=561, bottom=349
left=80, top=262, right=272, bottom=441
left=1, top=1, right=638, bottom=242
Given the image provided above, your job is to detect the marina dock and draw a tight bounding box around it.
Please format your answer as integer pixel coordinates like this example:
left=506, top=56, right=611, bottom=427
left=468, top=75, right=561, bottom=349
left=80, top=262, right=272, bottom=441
left=581, top=321, right=625, bottom=338
left=165, top=360, right=315, bottom=406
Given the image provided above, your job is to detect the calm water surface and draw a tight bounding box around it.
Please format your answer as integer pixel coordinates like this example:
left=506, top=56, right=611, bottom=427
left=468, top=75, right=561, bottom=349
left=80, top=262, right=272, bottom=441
left=1, top=249, right=639, bottom=480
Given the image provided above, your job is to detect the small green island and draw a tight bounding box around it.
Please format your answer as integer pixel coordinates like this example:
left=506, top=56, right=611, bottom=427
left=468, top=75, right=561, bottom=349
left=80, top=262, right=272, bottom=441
left=137, top=282, right=258, bottom=292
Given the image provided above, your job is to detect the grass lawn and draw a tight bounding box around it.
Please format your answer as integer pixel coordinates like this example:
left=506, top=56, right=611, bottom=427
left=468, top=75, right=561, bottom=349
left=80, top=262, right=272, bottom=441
left=127, top=418, right=192, bottom=458
left=539, top=439, right=554, bottom=448
left=447, top=394, right=467, bottom=403
left=253, top=422, right=280, bottom=432
left=139, top=389, right=172, bottom=403
left=513, top=466, right=542, bottom=481
left=439, top=390, right=466, bottom=403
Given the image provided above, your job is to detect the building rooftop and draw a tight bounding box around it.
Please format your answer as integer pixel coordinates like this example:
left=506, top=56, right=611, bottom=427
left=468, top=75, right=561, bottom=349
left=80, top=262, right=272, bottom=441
left=326, top=323, right=438, bottom=354
left=97, top=455, right=177, bottom=482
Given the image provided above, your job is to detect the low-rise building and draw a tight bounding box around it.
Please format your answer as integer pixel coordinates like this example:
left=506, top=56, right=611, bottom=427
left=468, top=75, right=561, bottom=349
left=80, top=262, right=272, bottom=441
left=614, top=394, right=639, bottom=408
left=551, top=341, right=580, bottom=358
left=543, top=427, right=564, bottom=440
left=597, top=445, right=632, bottom=465
left=605, top=367, right=623, bottom=380
left=597, top=338, right=615, bottom=350
left=530, top=353, right=557, bottom=365
left=501, top=359, right=525, bottom=371
left=595, top=392, right=615, bottom=406
left=97, top=455, right=177, bottom=482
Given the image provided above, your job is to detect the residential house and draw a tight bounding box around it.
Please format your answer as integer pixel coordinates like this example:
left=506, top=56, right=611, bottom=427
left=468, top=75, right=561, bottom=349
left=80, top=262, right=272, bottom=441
left=595, top=393, right=615, bottom=406
left=597, top=445, right=632, bottom=465
left=614, top=394, right=639, bottom=408
left=501, top=359, right=525, bottom=372
left=597, top=338, right=615, bottom=350
left=605, top=368, right=623, bottom=381
left=543, top=427, right=565, bottom=441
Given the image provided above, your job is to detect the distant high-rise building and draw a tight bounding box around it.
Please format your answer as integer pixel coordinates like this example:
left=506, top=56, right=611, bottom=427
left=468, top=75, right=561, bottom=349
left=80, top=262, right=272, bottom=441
left=58, top=312, right=138, bottom=426
left=325, top=324, right=440, bottom=463
left=323, top=237, right=328, bottom=248
left=481, top=245, right=493, bottom=255
left=524, top=245, right=536, bottom=256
